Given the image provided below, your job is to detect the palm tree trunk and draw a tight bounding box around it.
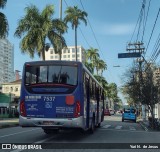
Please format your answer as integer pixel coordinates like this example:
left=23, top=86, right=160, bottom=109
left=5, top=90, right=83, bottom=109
left=60, top=50, right=62, bottom=60
left=75, top=26, right=77, bottom=61
left=42, top=49, right=45, bottom=61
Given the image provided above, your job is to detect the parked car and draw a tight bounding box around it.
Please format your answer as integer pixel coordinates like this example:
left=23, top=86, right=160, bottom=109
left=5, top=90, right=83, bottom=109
left=104, top=109, right=111, bottom=116
left=109, top=109, right=114, bottom=115
left=122, top=108, right=137, bottom=123
left=116, top=110, right=122, bottom=114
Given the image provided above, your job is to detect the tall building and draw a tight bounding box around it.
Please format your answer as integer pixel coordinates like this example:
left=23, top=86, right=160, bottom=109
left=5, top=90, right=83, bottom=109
left=0, top=39, right=14, bottom=84
left=45, top=45, right=86, bottom=63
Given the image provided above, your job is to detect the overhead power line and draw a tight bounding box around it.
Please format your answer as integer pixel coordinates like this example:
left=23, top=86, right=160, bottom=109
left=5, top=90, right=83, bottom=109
left=144, top=8, right=160, bottom=57
left=130, top=0, right=146, bottom=43
left=79, top=0, right=104, bottom=58
left=142, top=0, right=152, bottom=42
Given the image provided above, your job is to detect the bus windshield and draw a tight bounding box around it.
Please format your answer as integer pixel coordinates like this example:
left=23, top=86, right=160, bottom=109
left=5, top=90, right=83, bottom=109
left=25, top=65, right=77, bottom=86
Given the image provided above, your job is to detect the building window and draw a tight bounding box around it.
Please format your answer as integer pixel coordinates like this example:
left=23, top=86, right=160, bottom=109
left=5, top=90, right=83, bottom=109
left=50, top=50, right=53, bottom=54
left=68, top=55, right=70, bottom=58
left=63, top=55, right=66, bottom=58
left=55, top=56, right=58, bottom=59
left=77, top=48, right=80, bottom=52
left=50, top=56, right=53, bottom=59
left=10, top=87, right=13, bottom=92
left=63, top=49, right=66, bottom=53
left=72, top=48, right=75, bottom=53
left=5, top=87, right=9, bottom=92
left=15, top=87, right=18, bottom=92
left=72, top=54, right=75, bottom=58
left=68, top=49, right=70, bottom=53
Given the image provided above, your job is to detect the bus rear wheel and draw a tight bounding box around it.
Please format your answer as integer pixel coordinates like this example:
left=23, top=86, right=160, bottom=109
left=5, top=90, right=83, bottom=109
left=89, top=117, right=95, bottom=134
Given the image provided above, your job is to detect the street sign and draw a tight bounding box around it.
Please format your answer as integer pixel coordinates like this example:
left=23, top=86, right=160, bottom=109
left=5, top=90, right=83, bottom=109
left=118, top=52, right=141, bottom=58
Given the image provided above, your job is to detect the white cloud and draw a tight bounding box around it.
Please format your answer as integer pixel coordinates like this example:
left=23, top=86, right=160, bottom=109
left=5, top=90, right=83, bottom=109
left=100, top=23, right=135, bottom=36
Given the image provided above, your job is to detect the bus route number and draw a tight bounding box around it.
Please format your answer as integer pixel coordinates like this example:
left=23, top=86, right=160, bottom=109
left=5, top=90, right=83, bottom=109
left=43, top=96, right=55, bottom=102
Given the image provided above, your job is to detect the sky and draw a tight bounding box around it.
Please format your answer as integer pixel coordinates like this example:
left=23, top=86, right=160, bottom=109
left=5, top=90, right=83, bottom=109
left=1, top=0, right=160, bottom=104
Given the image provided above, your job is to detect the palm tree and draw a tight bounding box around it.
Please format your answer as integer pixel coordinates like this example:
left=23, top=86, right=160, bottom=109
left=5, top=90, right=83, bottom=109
left=85, top=61, right=94, bottom=74
left=64, top=6, right=87, bottom=61
left=86, top=47, right=100, bottom=74
left=0, top=0, right=8, bottom=38
left=95, top=59, right=107, bottom=75
left=86, top=47, right=99, bottom=61
left=14, top=4, right=67, bottom=60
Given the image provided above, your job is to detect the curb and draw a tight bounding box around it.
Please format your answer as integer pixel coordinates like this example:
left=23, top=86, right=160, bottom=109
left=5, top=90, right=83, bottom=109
left=0, top=123, right=19, bottom=129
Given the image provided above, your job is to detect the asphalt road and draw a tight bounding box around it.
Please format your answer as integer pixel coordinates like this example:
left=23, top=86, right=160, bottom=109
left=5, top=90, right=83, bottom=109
left=0, top=114, right=160, bottom=152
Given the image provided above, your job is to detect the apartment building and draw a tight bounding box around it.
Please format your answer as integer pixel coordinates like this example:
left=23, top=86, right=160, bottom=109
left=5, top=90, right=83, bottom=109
left=0, top=39, right=14, bottom=84
left=45, top=46, right=86, bottom=63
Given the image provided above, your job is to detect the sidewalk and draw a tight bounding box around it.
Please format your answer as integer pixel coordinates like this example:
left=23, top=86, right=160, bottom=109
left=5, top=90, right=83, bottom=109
left=0, top=118, right=19, bottom=129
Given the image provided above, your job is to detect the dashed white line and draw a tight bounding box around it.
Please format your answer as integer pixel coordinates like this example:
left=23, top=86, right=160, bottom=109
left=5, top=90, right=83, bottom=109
left=0, top=128, right=40, bottom=138
left=129, top=126, right=136, bottom=131
left=115, top=126, right=122, bottom=129
left=101, top=125, right=111, bottom=129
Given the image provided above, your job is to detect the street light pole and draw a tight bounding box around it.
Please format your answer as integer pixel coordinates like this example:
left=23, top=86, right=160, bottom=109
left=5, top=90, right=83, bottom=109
left=59, top=0, right=63, bottom=60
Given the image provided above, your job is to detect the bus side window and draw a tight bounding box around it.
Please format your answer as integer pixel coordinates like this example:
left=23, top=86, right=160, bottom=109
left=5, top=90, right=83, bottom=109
left=26, top=72, right=30, bottom=84
left=83, top=73, right=86, bottom=96
left=90, top=79, right=93, bottom=98
left=93, top=81, right=96, bottom=100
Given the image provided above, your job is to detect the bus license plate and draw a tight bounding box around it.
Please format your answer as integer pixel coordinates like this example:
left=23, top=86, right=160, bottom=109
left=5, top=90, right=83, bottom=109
left=42, top=121, right=55, bottom=125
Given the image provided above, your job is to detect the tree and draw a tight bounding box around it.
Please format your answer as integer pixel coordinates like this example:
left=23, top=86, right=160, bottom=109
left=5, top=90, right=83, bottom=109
left=0, top=0, right=8, bottom=38
left=14, top=4, right=67, bottom=60
left=85, top=62, right=94, bottom=74
left=64, top=6, right=87, bottom=61
left=85, top=47, right=100, bottom=74
left=122, top=62, right=159, bottom=126
left=95, top=58, right=107, bottom=76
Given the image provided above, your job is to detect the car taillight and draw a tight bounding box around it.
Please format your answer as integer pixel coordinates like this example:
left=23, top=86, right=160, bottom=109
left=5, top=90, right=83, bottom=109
left=74, top=101, right=81, bottom=118
left=20, top=100, right=26, bottom=117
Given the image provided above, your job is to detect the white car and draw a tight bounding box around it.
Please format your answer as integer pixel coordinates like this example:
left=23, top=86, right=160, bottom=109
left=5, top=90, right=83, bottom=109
left=109, top=109, right=114, bottom=115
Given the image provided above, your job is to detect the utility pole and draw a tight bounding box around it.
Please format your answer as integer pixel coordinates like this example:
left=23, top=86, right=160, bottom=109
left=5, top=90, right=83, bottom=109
left=59, top=0, right=62, bottom=20
left=126, top=42, right=145, bottom=119
left=59, top=0, right=62, bottom=60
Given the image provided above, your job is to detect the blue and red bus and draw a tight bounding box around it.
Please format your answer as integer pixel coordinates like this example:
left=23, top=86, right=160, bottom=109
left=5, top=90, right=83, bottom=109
left=19, top=61, right=105, bottom=134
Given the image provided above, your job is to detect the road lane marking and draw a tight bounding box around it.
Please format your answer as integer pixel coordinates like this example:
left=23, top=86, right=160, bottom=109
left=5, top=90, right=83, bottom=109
left=101, top=125, right=111, bottom=129
left=115, top=126, right=122, bottom=129
left=129, top=126, right=136, bottom=131
left=0, top=128, right=40, bottom=139
left=99, top=128, right=153, bottom=133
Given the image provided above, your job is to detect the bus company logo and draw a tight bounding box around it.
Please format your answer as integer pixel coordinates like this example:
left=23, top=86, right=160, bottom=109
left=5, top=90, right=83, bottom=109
left=2, top=144, right=11, bottom=149
left=45, top=102, right=52, bottom=108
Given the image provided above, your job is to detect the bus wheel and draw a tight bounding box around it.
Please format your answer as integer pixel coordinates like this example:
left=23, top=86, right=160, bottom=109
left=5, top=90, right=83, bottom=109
left=89, top=117, right=95, bottom=134
left=97, top=122, right=101, bottom=128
